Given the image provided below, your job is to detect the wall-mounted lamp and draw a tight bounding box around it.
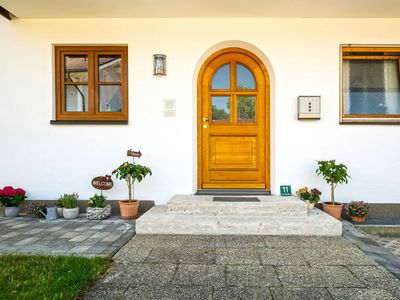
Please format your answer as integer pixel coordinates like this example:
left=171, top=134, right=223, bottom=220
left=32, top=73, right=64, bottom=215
left=153, top=54, right=167, bottom=76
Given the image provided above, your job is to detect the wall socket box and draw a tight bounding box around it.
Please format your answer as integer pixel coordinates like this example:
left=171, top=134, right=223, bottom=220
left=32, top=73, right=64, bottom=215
left=163, top=98, right=176, bottom=117
left=297, top=96, right=321, bottom=120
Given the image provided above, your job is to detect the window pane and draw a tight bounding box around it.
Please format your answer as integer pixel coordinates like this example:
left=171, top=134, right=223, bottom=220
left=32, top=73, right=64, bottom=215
left=98, top=55, right=122, bottom=82
left=237, top=95, right=256, bottom=122
left=65, top=55, right=88, bottom=82
left=343, top=59, right=400, bottom=115
left=211, top=64, right=230, bottom=89
left=65, top=85, right=88, bottom=112
left=212, top=96, right=230, bottom=122
left=237, top=63, right=256, bottom=90
left=99, top=85, right=122, bottom=112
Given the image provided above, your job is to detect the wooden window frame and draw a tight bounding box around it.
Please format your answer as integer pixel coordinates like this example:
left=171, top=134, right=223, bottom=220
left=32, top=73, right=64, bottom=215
left=54, top=45, right=128, bottom=123
left=340, top=45, right=400, bottom=124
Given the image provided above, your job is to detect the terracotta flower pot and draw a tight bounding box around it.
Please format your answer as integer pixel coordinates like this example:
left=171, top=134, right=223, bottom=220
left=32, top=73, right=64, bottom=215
left=322, top=202, right=343, bottom=220
left=350, top=215, right=366, bottom=223
left=119, top=200, right=139, bottom=220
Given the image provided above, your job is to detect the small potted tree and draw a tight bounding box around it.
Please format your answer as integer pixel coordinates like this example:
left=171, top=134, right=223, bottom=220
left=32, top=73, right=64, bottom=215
left=316, top=160, right=350, bottom=219
left=59, top=193, right=80, bottom=219
left=346, top=201, right=369, bottom=223
left=86, top=193, right=111, bottom=220
left=0, top=186, right=27, bottom=217
left=112, top=161, right=152, bottom=219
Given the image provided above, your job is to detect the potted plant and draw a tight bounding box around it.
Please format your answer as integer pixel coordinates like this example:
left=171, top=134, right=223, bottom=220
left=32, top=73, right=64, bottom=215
left=346, top=201, right=369, bottom=223
left=316, top=160, right=350, bottom=219
left=55, top=199, right=64, bottom=217
left=112, top=161, right=152, bottom=219
left=59, top=193, right=79, bottom=219
left=27, top=202, right=47, bottom=219
left=0, top=186, right=27, bottom=217
left=86, top=193, right=111, bottom=220
left=296, top=187, right=321, bottom=209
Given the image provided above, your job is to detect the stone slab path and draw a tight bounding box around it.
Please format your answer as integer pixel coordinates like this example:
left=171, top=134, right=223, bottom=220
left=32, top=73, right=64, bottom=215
left=0, top=216, right=135, bottom=256
left=375, top=237, right=400, bottom=259
left=85, top=235, right=400, bottom=299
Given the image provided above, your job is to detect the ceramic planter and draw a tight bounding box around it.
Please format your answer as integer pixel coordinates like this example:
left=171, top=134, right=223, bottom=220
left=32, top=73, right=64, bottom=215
left=350, top=215, right=366, bottom=223
left=5, top=206, right=20, bottom=217
left=56, top=207, right=63, bottom=217
left=119, top=200, right=139, bottom=220
left=63, top=207, right=79, bottom=219
left=86, top=205, right=111, bottom=220
left=305, top=201, right=315, bottom=209
left=322, top=202, right=343, bottom=220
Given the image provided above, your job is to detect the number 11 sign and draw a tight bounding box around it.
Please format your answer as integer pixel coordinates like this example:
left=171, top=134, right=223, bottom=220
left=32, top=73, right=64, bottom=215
left=280, top=185, right=292, bottom=196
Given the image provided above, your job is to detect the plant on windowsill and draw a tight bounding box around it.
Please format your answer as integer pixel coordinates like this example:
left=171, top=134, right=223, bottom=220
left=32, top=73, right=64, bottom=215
left=112, top=162, right=152, bottom=220
left=0, top=186, right=27, bottom=217
left=316, top=160, right=350, bottom=220
left=86, top=193, right=111, bottom=220
left=59, top=193, right=79, bottom=219
left=346, top=201, right=369, bottom=223
left=296, top=187, right=321, bottom=209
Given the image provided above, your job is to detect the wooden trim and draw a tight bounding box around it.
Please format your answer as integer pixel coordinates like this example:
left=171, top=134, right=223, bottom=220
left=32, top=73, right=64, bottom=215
left=0, top=6, right=11, bottom=20
left=197, top=47, right=270, bottom=190
left=50, top=120, right=128, bottom=125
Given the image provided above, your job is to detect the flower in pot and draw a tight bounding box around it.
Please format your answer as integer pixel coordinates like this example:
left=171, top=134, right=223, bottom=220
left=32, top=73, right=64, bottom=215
left=86, top=193, right=111, bottom=220
left=55, top=199, right=64, bottom=217
left=346, top=201, right=369, bottom=223
left=296, top=187, right=321, bottom=209
left=316, top=160, right=350, bottom=220
left=59, top=193, right=79, bottom=219
left=112, top=161, right=152, bottom=220
left=0, top=186, right=27, bottom=217
left=27, top=202, right=47, bottom=219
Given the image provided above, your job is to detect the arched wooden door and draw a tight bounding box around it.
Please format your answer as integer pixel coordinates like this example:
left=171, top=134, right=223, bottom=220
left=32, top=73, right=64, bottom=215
left=197, top=48, right=270, bottom=191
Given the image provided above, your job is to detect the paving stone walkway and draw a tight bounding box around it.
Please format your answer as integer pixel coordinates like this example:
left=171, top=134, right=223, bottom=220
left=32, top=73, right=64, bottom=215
left=0, top=216, right=135, bottom=256
left=374, top=237, right=400, bottom=260
left=85, top=235, right=400, bottom=299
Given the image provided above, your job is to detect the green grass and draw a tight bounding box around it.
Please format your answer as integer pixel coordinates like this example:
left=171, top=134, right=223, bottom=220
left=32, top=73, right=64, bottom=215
left=0, top=255, right=110, bottom=300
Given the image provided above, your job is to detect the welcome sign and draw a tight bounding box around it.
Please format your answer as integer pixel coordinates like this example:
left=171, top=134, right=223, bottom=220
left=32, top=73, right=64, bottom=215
left=91, top=175, right=113, bottom=190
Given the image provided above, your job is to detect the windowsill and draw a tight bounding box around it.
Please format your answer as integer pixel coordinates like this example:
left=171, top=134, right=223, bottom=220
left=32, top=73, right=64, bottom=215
left=340, top=118, right=400, bottom=125
left=50, top=120, right=128, bottom=125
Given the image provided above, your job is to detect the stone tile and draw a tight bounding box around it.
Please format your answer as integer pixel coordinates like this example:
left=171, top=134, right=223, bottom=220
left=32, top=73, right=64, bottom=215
left=303, top=247, right=377, bottom=266
left=67, top=245, right=92, bottom=254
left=100, top=234, right=122, bottom=243
left=172, top=264, right=225, bottom=287
left=133, top=234, right=188, bottom=248
left=90, top=232, right=110, bottom=239
left=146, top=247, right=215, bottom=264
left=125, top=285, right=213, bottom=300
left=224, top=235, right=266, bottom=248
left=328, top=288, right=397, bottom=300
left=213, top=287, right=272, bottom=299
left=184, top=235, right=219, bottom=248
left=226, top=265, right=280, bottom=287
left=113, top=243, right=152, bottom=262
left=264, top=236, right=354, bottom=250
left=276, top=266, right=364, bottom=288
left=270, top=287, right=333, bottom=300
left=258, top=248, right=308, bottom=266
left=15, top=237, right=41, bottom=245
left=84, top=283, right=127, bottom=300
left=216, top=248, right=260, bottom=265
left=69, top=234, right=91, bottom=242
left=1, top=231, right=20, bottom=238
left=347, top=265, right=400, bottom=289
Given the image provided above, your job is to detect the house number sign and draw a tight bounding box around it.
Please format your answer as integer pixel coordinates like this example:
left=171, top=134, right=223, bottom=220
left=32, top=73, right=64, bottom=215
left=91, top=175, right=113, bottom=190
left=280, top=185, right=292, bottom=196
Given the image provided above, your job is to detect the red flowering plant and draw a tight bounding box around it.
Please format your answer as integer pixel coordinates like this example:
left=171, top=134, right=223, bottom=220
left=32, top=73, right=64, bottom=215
left=346, top=201, right=369, bottom=217
left=0, top=186, right=27, bottom=207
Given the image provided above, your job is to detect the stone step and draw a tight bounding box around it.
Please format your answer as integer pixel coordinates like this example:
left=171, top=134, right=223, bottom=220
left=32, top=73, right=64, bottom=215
left=136, top=206, right=342, bottom=236
left=166, top=194, right=308, bottom=216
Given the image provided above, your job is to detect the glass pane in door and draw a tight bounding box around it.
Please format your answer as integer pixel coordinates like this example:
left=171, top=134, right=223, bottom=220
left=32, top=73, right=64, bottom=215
left=237, top=95, right=256, bottom=122
left=211, top=64, right=230, bottom=89
left=237, top=63, right=256, bottom=90
left=212, top=96, right=230, bottom=122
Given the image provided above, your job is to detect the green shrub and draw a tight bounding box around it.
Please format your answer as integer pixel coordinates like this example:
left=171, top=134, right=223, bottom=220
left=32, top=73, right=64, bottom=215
left=87, top=194, right=106, bottom=208
left=58, top=193, right=79, bottom=209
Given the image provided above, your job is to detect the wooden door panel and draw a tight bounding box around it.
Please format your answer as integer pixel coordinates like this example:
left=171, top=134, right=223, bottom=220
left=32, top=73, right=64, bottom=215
left=209, top=170, right=260, bottom=181
left=210, top=136, right=257, bottom=169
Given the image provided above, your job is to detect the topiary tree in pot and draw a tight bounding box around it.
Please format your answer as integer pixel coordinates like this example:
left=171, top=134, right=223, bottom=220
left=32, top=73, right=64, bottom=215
left=112, top=162, right=152, bottom=220
left=316, top=160, right=350, bottom=220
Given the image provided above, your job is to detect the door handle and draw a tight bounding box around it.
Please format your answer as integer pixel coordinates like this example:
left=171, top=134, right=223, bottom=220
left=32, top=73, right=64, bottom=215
left=202, top=117, right=209, bottom=122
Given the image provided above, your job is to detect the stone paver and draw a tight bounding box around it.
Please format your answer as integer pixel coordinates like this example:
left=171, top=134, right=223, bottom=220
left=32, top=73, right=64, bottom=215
left=85, top=235, right=400, bottom=299
left=0, top=215, right=134, bottom=256
left=374, top=237, right=400, bottom=259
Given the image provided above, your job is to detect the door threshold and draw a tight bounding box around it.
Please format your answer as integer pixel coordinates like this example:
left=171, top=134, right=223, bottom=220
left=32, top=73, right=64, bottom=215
left=196, top=189, right=271, bottom=196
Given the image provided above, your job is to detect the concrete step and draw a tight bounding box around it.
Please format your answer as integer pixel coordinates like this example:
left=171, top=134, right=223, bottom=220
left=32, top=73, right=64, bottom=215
left=166, top=194, right=308, bottom=216
left=136, top=206, right=342, bottom=236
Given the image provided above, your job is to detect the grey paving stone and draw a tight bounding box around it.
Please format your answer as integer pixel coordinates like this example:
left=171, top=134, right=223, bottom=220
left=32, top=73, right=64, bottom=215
left=216, top=248, right=260, bottom=265
left=303, top=247, right=378, bottom=266
left=347, top=265, right=400, bottom=289
left=213, top=287, right=272, bottom=299
left=133, top=234, right=188, bottom=248
left=276, top=266, right=365, bottom=288
left=146, top=247, right=215, bottom=264
left=184, top=235, right=219, bottom=248
left=124, top=285, right=213, bottom=300
left=258, top=248, right=308, bottom=266
left=328, top=288, right=397, bottom=300
left=84, top=283, right=127, bottom=300
left=113, top=242, right=152, bottom=262
left=225, top=235, right=266, bottom=248
left=171, top=264, right=225, bottom=287
left=226, top=265, right=280, bottom=287
left=270, top=287, right=333, bottom=300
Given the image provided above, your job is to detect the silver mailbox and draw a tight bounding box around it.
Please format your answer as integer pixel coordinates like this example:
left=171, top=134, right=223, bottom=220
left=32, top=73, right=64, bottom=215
left=297, top=96, right=321, bottom=120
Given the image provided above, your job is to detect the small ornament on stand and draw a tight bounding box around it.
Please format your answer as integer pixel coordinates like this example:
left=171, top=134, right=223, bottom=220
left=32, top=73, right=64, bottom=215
left=87, top=175, right=113, bottom=220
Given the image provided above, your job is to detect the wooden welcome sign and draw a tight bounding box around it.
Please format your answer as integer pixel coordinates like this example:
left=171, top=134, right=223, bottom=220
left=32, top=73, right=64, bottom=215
left=91, top=175, right=113, bottom=190
left=127, top=149, right=142, bottom=158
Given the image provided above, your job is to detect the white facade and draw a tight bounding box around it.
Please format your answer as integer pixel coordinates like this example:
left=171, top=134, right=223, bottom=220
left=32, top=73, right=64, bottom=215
left=1, top=18, right=400, bottom=204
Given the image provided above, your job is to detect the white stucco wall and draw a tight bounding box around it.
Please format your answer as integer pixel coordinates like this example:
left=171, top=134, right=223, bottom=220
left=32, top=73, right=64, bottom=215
left=0, top=18, right=399, bottom=204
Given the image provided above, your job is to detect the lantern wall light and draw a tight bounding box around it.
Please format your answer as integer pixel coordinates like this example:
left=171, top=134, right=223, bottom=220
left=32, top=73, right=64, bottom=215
left=153, top=54, right=167, bottom=76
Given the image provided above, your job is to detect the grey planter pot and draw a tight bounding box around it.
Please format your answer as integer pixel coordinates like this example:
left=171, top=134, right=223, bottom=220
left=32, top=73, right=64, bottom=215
left=5, top=206, right=20, bottom=217
left=63, top=207, right=79, bottom=219
left=56, top=207, right=63, bottom=217
left=86, top=205, right=111, bottom=220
